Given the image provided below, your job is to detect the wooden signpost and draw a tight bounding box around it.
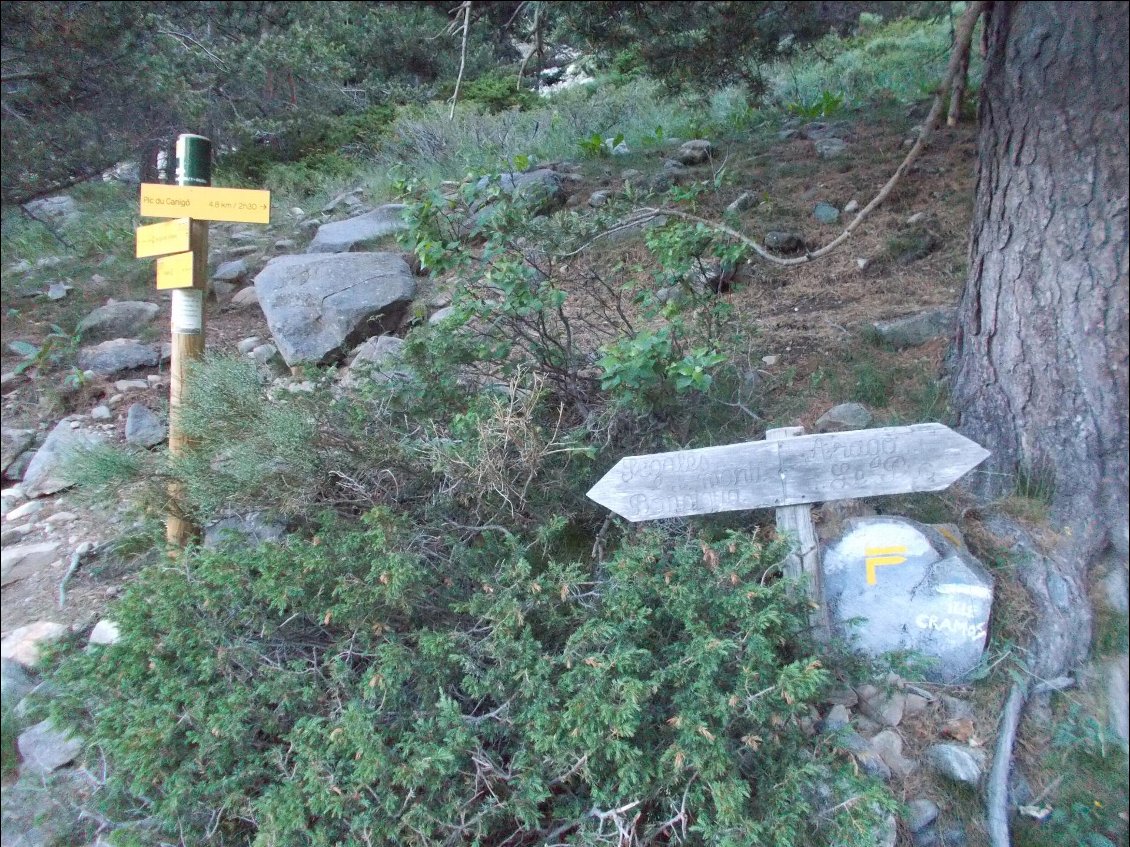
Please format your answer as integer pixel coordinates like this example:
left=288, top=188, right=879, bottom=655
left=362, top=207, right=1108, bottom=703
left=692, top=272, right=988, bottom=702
left=587, top=423, right=990, bottom=635
left=135, top=134, right=272, bottom=548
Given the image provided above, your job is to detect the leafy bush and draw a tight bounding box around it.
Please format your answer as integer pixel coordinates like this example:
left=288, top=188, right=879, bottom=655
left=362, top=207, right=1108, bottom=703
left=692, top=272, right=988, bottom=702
left=459, top=70, right=538, bottom=113
left=49, top=515, right=892, bottom=846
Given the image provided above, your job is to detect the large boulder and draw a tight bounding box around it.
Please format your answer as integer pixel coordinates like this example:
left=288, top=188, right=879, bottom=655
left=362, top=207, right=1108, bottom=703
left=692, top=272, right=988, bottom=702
left=75, top=301, right=159, bottom=343
left=821, top=516, right=994, bottom=683
left=306, top=204, right=410, bottom=254
left=1, top=541, right=61, bottom=587
left=21, top=420, right=104, bottom=497
left=24, top=195, right=78, bottom=224
left=253, top=252, right=416, bottom=366
left=77, top=339, right=160, bottom=375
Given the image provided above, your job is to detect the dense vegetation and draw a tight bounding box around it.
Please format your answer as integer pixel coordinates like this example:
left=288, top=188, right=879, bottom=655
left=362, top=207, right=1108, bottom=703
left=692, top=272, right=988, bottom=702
left=3, top=3, right=1126, bottom=846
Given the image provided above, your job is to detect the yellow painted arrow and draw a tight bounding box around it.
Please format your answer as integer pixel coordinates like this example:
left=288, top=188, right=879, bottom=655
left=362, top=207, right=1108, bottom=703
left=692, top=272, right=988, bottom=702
left=865, top=546, right=907, bottom=585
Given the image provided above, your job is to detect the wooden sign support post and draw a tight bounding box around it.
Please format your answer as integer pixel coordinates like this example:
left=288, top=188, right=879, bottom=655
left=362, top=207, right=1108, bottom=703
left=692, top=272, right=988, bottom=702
left=766, top=426, right=828, bottom=638
left=166, top=134, right=211, bottom=549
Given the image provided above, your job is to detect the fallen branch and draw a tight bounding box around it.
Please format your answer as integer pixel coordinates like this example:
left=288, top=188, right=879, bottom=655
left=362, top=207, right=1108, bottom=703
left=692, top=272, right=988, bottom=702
left=987, top=681, right=1027, bottom=847
left=562, top=1, right=987, bottom=267
left=59, top=541, right=95, bottom=608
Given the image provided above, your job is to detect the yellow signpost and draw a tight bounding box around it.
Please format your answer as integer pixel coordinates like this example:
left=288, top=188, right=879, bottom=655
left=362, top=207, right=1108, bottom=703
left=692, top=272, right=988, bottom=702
left=155, top=250, right=196, bottom=290
left=139, top=183, right=271, bottom=224
left=136, top=134, right=271, bottom=550
left=136, top=218, right=192, bottom=258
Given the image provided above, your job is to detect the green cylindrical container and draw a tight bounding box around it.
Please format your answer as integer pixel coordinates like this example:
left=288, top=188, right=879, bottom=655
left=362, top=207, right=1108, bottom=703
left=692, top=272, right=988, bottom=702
left=175, top=134, right=212, bottom=187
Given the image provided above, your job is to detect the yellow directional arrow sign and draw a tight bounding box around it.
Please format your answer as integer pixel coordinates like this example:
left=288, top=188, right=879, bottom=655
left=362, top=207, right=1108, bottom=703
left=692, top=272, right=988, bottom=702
left=136, top=218, right=192, bottom=258
left=155, top=251, right=196, bottom=290
left=140, top=183, right=271, bottom=224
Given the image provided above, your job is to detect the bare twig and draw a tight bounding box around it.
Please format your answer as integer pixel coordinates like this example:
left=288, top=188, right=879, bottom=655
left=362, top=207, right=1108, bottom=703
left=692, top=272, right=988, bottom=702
left=987, top=681, right=1027, bottom=847
left=448, top=1, right=473, bottom=121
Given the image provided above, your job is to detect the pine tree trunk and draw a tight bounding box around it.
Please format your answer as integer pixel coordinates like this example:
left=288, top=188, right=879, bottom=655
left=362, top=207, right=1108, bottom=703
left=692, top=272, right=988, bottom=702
left=951, top=2, right=1129, bottom=673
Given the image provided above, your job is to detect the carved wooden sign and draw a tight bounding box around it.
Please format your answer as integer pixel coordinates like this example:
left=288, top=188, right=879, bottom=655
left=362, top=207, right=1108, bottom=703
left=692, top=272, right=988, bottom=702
left=587, top=423, right=989, bottom=522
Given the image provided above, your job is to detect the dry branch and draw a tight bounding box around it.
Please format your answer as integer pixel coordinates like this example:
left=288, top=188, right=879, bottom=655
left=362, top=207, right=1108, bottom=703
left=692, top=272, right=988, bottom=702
left=987, top=681, right=1027, bottom=847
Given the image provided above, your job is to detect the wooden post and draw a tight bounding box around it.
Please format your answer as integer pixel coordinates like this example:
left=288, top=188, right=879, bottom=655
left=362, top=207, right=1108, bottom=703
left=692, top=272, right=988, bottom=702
left=766, top=426, right=829, bottom=639
left=166, top=134, right=211, bottom=548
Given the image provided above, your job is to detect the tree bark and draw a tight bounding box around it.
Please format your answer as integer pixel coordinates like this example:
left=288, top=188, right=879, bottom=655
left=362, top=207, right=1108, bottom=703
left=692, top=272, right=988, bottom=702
left=951, top=2, right=1129, bottom=672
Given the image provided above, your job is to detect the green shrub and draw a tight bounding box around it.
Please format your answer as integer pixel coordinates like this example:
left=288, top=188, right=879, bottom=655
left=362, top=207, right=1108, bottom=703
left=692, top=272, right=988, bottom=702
left=459, top=70, right=538, bottom=113
left=49, top=516, right=892, bottom=846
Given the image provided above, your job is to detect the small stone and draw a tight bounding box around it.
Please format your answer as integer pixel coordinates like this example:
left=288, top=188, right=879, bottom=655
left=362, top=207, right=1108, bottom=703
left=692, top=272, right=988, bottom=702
left=856, top=257, right=870, bottom=270
left=1, top=621, right=67, bottom=667
left=823, top=704, right=851, bottom=732
left=47, top=281, right=70, bottom=300
left=88, top=620, right=121, bottom=646
left=5, top=500, right=44, bottom=523
left=815, top=402, right=872, bottom=433
left=813, top=202, right=840, bottom=224
left=429, top=306, right=456, bottom=325
left=761, top=355, right=780, bottom=366
left=274, top=238, right=297, bottom=250
left=212, top=258, right=249, bottom=282
left=114, top=379, right=149, bottom=392
left=231, top=286, right=259, bottom=307
left=0, top=525, right=34, bottom=544
left=925, top=743, right=986, bottom=786
left=147, top=374, right=165, bottom=388
left=844, top=199, right=860, bottom=213
left=815, top=137, right=848, bottom=158
left=44, top=511, right=77, bottom=524
left=904, top=693, right=930, bottom=716
left=940, top=695, right=974, bottom=720
left=906, top=799, right=940, bottom=833
left=125, top=404, right=167, bottom=448
left=857, top=684, right=906, bottom=727
left=17, top=719, right=83, bottom=774
left=203, top=512, right=287, bottom=548
left=726, top=191, right=757, bottom=214
left=907, top=212, right=927, bottom=225
left=763, top=231, right=805, bottom=253
left=588, top=191, right=610, bottom=207
left=107, top=394, right=124, bottom=407
left=237, top=336, right=261, bottom=354
left=870, top=729, right=917, bottom=778
left=90, top=405, right=112, bottom=421
left=674, top=139, right=714, bottom=165
left=824, top=688, right=859, bottom=707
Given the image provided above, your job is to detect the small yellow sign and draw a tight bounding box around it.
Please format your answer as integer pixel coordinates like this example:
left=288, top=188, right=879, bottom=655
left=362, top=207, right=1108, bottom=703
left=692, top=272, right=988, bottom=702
left=156, top=251, right=196, bottom=290
left=136, top=218, right=192, bottom=258
left=140, top=183, right=271, bottom=224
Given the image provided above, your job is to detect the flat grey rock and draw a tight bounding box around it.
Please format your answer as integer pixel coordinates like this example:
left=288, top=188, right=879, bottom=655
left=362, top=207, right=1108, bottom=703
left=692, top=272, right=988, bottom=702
left=212, top=258, right=249, bottom=282
left=77, top=339, right=160, bottom=375
left=815, top=137, right=848, bottom=158
left=872, top=307, right=956, bottom=349
left=231, top=286, right=259, bottom=308
left=1, top=541, right=60, bottom=586
left=21, top=421, right=104, bottom=497
left=76, top=301, right=159, bottom=344
left=870, top=729, right=916, bottom=778
left=814, top=202, right=840, bottom=223
left=822, top=517, right=993, bottom=682
left=124, top=404, right=167, bottom=448
left=472, top=169, right=565, bottom=214
left=24, top=195, right=78, bottom=224
left=253, top=252, right=416, bottom=366
left=815, top=402, right=872, bottom=432
left=307, top=205, right=409, bottom=253
left=925, top=743, right=985, bottom=786
left=17, top=719, right=83, bottom=774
